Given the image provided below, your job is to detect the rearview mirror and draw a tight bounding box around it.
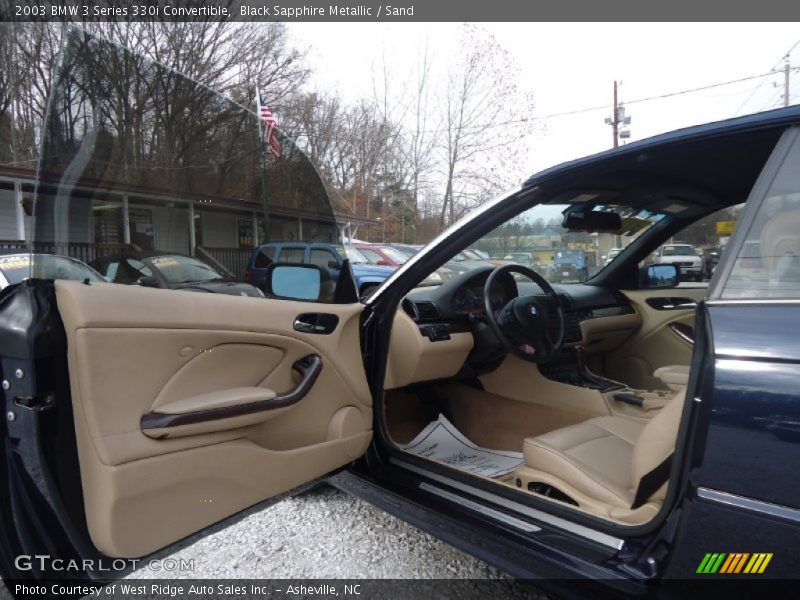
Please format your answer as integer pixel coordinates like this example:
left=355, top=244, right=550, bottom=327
left=266, top=264, right=326, bottom=301
left=562, top=210, right=622, bottom=232
left=640, top=264, right=679, bottom=289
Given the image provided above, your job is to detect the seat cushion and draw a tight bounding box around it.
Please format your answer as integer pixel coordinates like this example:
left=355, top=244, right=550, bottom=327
left=523, top=416, right=645, bottom=507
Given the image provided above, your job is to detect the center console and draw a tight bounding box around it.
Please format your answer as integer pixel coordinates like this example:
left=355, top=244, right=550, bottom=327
left=537, top=345, right=625, bottom=393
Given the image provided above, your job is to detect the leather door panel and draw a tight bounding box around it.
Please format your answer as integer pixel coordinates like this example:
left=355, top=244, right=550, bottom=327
left=55, top=280, right=371, bottom=557
left=603, top=288, right=706, bottom=389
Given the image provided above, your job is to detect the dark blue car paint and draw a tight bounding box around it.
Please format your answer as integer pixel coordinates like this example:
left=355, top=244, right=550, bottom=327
left=663, top=303, right=800, bottom=579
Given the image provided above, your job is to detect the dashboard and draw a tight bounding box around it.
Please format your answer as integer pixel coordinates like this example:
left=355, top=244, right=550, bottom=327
left=387, top=265, right=642, bottom=390
left=404, top=266, right=638, bottom=347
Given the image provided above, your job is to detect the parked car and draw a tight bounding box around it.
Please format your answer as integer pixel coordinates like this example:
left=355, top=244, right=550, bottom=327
left=245, top=242, right=395, bottom=298
left=502, top=251, right=535, bottom=266
left=355, top=243, right=447, bottom=285
left=604, top=247, right=623, bottom=266
left=353, top=243, right=408, bottom=267
left=700, top=247, right=720, bottom=278
left=0, top=252, right=105, bottom=289
left=652, top=243, right=703, bottom=281
left=9, top=31, right=800, bottom=596
left=92, top=252, right=263, bottom=297
left=550, top=248, right=589, bottom=282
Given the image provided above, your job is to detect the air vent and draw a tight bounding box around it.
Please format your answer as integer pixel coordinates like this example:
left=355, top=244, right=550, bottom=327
left=412, top=300, right=441, bottom=322
left=401, top=298, right=419, bottom=320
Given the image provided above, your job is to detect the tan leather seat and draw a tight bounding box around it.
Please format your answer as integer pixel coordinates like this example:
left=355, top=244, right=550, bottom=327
left=522, top=391, right=684, bottom=508
left=760, top=208, right=800, bottom=292
left=654, top=364, right=690, bottom=391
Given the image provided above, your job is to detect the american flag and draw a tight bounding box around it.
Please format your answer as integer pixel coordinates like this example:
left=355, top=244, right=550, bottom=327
left=256, top=91, right=281, bottom=159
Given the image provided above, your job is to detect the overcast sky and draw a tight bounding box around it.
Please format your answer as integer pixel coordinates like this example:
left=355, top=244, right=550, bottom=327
left=288, top=23, right=800, bottom=179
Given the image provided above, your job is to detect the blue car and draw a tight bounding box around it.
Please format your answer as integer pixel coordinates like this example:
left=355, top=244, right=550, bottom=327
left=245, top=242, right=395, bottom=298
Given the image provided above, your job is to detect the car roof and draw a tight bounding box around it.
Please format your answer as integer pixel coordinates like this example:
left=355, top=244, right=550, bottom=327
left=523, top=105, right=800, bottom=214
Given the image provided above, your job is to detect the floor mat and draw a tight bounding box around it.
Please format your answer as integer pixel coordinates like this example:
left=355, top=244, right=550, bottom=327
left=402, top=414, right=523, bottom=478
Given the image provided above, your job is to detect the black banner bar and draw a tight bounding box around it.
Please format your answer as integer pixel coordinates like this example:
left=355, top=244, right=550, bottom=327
left=2, top=0, right=800, bottom=22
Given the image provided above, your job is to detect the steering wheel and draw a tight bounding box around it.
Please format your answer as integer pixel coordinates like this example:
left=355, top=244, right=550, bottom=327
left=483, top=264, right=565, bottom=364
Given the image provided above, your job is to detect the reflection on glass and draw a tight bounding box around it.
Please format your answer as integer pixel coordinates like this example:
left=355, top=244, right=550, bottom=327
left=31, top=27, right=338, bottom=282
left=272, top=266, right=321, bottom=300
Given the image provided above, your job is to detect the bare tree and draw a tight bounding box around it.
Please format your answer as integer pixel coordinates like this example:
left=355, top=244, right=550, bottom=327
left=437, top=25, right=536, bottom=230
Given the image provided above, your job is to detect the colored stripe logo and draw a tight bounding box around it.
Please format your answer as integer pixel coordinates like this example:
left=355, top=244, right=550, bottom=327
left=696, top=553, right=773, bottom=574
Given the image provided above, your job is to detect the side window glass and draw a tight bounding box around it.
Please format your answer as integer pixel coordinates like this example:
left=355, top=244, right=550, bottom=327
left=278, top=248, right=305, bottom=264
left=640, top=203, right=745, bottom=287
left=359, top=249, right=381, bottom=264
left=30, top=30, right=346, bottom=304
left=254, top=247, right=275, bottom=268
left=309, top=249, right=337, bottom=269
left=722, top=136, right=800, bottom=299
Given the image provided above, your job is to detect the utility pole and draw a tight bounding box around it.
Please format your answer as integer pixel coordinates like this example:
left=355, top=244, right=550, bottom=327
left=605, top=80, right=631, bottom=148
left=612, top=81, right=619, bottom=148
left=784, top=55, right=791, bottom=107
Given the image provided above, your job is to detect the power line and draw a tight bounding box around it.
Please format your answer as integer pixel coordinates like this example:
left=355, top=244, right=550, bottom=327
left=734, top=38, right=800, bottom=115
left=528, top=69, right=791, bottom=123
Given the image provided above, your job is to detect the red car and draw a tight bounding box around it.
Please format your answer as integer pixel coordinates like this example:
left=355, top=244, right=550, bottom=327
left=353, top=243, right=408, bottom=267
left=354, top=243, right=449, bottom=284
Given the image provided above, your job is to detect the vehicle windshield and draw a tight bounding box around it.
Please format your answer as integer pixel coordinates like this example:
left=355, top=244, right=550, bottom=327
left=145, top=255, right=224, bottom=284
left=0, top=254, right=105, bottom=285
left=379, top=246, right=410, bottom=264
left=662, top=245, right=697, bottom=256
left=457, top=202, right=665, bottom=284
left=345, top=246, right=370, bottom=264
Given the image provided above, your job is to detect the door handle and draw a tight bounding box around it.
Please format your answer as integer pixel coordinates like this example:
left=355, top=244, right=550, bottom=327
left=646, top=297, right=698, bottom=311
left=293, top=313, right=339, bottom=334
left=668, top=322, right=695, bottom=345
left=141, top=355, right=323, bottom=435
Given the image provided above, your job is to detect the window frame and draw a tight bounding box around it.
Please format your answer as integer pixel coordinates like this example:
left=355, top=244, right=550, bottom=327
left=709, top=127, right=800, bottom=301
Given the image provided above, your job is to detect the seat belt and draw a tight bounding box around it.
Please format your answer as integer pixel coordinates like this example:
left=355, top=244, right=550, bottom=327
left=631, top=454, right=673, bottom=509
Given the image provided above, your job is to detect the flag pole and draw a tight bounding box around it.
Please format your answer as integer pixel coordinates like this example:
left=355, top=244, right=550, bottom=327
left=256, top=87, right=270, bottom=243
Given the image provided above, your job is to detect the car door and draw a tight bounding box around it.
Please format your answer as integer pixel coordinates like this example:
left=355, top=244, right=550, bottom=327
left=0, top=28, right=371, bottom=575
left=666, top=127, right=800, bottom=578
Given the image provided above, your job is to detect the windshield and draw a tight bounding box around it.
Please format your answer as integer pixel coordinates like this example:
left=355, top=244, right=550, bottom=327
left=662, top=245, right=697, bottom=256
left=30, top=28, right=339, bottom=285
left=145, top=255, right=224, bottom=284
left=345, top=246, right=369, bottom=264
left=0, top=254, right=105, bottom=286
left=460, top=203, right=665, bottom=284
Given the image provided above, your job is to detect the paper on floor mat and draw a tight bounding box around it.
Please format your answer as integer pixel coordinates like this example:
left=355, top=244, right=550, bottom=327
left=402, top=414, right=523, bottom=478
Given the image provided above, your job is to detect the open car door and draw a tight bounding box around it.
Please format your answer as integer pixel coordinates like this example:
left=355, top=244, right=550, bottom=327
left=0, top=29, right=371, bottom=579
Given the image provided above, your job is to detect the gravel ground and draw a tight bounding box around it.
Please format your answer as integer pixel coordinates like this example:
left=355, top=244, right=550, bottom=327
left=126, top=484, right=520, bottom=580
left=1, top=484, right=546, bottom=599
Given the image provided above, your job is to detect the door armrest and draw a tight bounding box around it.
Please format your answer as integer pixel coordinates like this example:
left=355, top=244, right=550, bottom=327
left=141, top=355, right=322, bottom=439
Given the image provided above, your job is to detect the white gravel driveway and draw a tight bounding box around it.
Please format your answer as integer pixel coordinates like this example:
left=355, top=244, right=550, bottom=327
left=2, top=484, right=546, bottom=599
left=126, top=484, right=514, bottom=579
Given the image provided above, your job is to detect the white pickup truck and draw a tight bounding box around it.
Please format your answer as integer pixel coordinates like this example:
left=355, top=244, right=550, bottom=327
left=652, top=243, right=703, bottom=281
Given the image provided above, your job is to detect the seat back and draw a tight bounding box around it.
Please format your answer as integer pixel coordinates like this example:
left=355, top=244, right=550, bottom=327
left=631, top=390, right=685, bottom=502
left=759, top=208, right=800, bottom=290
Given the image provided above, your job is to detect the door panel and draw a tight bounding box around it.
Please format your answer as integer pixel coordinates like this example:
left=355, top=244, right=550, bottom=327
left=604, top=288, right=706, bottom=389
left=56, top=280, right=371, bottom=557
